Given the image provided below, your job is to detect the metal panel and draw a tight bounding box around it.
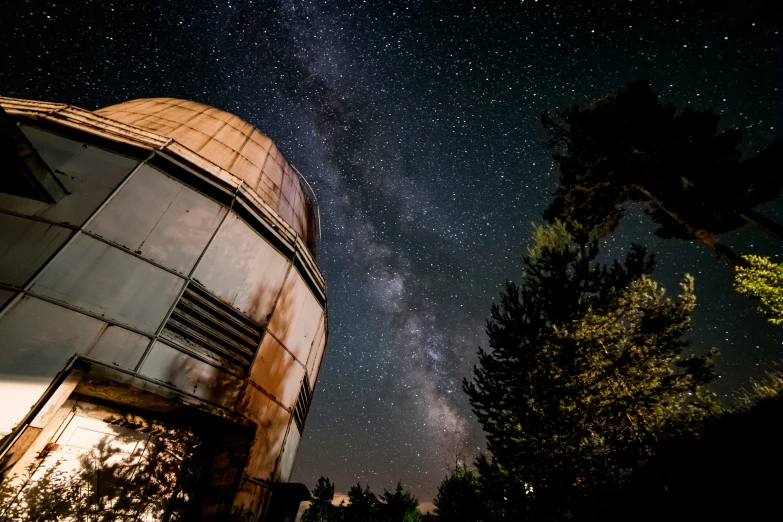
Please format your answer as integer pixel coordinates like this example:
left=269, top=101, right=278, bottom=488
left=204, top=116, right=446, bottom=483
left=0, top=289, right=16, bottom=309
left=306, top=314, right=327, bottom=390
left=232, top=479, right=269, bottom=518
left=87, top=164, right=227, bottom=275
left=138, top=341, right=243, bottom=408
left=86, top=325, right=150, bottom=370
left=262, top=153, right=283, bottom=188
left=236, top=384, right=290, bottom=481
left=249, top=333, right=305, bottom=410
left=0, top=193, right=49, bottom=215
left=277, top=425, right=301, bottom=482
left=193, top=213, right=290, bottom=325
left=20, top=126, right=139, bottom=226
left=0, top=297, right=107, bottom=436
left=0, top=213, right=72, bottom=287
left=0, top=296, right=106, bottom=376
left=31, top=234, right=185, bottom=334
left=267, top=269, right=324, bottom=363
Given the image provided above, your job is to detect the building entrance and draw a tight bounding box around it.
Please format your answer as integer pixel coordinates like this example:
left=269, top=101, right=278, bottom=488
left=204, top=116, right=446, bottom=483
left=1, top=399, right=198, bottom=521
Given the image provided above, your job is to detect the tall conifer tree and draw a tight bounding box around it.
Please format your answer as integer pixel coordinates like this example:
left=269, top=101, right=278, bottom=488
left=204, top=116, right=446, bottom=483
left=463, top=222, right=718, bottom=518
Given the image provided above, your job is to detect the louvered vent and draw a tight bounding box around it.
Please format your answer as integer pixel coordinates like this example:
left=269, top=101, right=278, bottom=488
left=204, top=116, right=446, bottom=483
left=293, top=375, right=312, bottom=434
left=162, top=283, right=262, bottom=372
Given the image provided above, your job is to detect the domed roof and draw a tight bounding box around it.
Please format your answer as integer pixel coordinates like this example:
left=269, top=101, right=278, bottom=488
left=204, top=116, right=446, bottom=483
left=95, top=98, right=313, bottom=247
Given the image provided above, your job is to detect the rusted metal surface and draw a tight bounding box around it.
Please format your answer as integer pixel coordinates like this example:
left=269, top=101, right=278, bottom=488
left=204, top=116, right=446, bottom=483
left=95, top=98, right=316, bottom=252
left=0, top=95, right=323, bottom=262
left=249, top=333, right=305, bottom=410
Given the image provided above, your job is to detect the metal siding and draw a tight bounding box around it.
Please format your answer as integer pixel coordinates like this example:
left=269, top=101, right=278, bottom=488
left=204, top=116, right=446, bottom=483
left=138, top=341, right=243, bottom=408
left=249, top=333, right=305, bottom=410
left=21, top=126, right=139, bottom=226
left=277, top=423, right=301, bottom=482
left=0, top=214, right=72, bottom=287
left=267, top=269, right=324, bottom=364
left=31, top=234, right=185, bottom=335
left=192, top=213, right=290, bottom=325
left=236, top=384, right=290, bottom=481
left=306, top=314, right=327, bottom=390
left=0, top=289, right=16, bottom=309
left=87, top=164, right=227, bottom=275
left=0, top=297, right=107, bottom=435
left=86, top=325, right=151, bottom=370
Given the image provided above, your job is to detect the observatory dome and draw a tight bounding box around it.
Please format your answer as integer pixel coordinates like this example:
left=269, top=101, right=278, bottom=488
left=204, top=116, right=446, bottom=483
left=95, top=98, right=314, bottom=249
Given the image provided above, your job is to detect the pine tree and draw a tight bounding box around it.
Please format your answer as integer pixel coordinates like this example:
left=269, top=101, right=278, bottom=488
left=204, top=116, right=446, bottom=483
left=345, top=482, right=380, bottom=522
left=542, top=80, right=783, bottom=265
left=463, top=222, right=719, bottom=518
left=734, top=255, right=783, bottom=325
left=378, top=482, right=420, bottom=522
left=302, top=477, right=339, bottom=522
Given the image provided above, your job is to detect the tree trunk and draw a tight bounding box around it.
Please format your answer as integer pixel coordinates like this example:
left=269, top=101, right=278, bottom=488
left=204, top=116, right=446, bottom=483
left=631, top=185, right=748, bottom=267
left=732, top=208, right=783, bottom=242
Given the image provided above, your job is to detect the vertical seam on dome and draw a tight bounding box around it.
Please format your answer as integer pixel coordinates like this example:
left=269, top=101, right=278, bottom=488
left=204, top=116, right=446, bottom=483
left=227, top=132, right=253, bottom=175
left=195, top=120, right=229, bottom=153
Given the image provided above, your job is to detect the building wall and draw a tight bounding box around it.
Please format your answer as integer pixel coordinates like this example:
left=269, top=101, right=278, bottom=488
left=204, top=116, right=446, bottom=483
left=0, top=122, right=327, bottom=515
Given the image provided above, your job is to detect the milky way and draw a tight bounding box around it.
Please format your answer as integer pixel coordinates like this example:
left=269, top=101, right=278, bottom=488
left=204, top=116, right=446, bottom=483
left=2, top=0, right=781, bottom=502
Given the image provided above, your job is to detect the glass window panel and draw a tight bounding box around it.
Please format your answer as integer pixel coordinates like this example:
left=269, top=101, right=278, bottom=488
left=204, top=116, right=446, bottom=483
left=0, top=213, right=72, bottom=287
left=86, top=325, right=150, bottom=370
left=0, top=297, right=107, bottom=436
left=193, top=213, right=290, bottom=325
left=20, top=126, right=139, bottom=226
left=267, top=270, right=324, bottom=363
left=87, top=165, right=227, bottom=275
left=277, top=425, right=301, bottom=482
left=31, top=234, right=185, bottom=334
left=138, top=341, right=242, bottom=408
left=249, top=333, right=305, bottom=410
left=236, top=384, right=290, bottom=481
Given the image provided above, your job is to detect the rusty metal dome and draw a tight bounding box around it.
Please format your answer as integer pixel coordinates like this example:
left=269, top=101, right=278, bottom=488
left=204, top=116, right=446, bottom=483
left=95, top=98, right=316, bottom=251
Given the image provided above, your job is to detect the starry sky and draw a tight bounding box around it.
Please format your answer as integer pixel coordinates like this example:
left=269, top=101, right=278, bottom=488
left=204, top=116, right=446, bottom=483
left=2, top=0, right=781, bottom=504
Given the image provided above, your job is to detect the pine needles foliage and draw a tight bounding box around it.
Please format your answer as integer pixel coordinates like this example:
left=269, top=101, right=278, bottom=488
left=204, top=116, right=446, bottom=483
left=462, top=222, right=718, bottom=519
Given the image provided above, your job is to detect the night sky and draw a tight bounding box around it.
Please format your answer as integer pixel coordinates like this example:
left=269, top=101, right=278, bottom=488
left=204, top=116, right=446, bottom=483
left=2, top=0, right=781, bottom=505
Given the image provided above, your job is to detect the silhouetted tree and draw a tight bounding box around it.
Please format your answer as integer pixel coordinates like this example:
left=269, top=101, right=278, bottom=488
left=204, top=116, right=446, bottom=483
left=302, top=477, right=339, bottom=522
left=734, top=255, right=783, bottom=325
left=463, top=222, right=719, bottom=519
left=542, top=79, right=783, bottom=265
left=345, top=482, right=380, bottom=522
left=378, top=482, right=420, bottom=522
left=433, top=462, right=485, bottom=522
